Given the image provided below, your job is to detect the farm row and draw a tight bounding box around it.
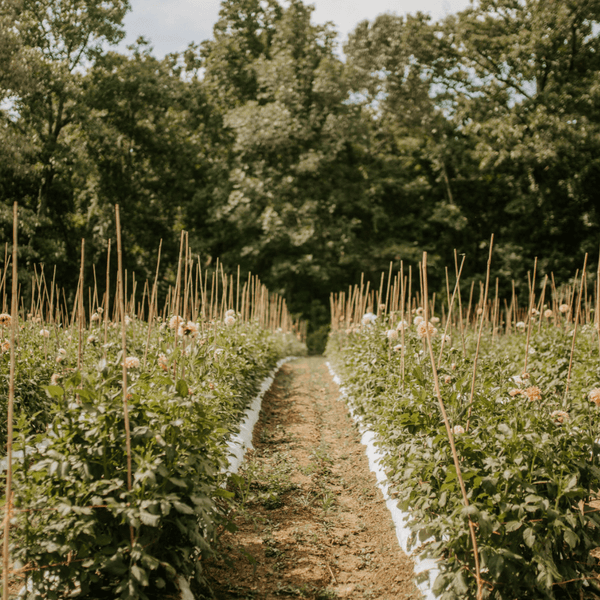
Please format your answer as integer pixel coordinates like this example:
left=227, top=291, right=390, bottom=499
left=2, top=311, right=304, bottom=599
left=326, top=268, right=600, bottom=599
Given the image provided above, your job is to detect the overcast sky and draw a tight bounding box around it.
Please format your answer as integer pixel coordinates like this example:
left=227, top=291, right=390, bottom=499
left=117, top=0, right=471, bottom=58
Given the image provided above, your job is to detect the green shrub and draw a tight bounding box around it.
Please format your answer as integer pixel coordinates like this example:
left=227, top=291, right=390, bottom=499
left=327, top=319, right=600, bottom=599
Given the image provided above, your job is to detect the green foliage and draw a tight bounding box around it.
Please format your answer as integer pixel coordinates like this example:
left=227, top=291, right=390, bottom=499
left=2, top=0, right=600, bottom=328
left=9, top=317, right=304, bottom=599
left=327, top=317, right=600, bottom=599
left=0, top=342, right=55, bottom=449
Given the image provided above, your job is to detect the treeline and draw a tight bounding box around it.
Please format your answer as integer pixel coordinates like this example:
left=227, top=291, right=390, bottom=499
left=1, top=0, right=599, bottom=348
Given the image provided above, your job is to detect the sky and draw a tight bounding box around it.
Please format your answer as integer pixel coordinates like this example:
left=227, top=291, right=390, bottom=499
left=117, top=0, right=472, bottom=58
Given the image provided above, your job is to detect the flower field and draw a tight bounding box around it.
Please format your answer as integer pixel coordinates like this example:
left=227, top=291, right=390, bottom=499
left=326, top=253, right=600, bottom=600
left=0, top=206, right=306, bottom=599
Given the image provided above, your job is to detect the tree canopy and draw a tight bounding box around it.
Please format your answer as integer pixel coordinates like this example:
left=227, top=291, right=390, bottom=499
left=1, top=0, right=599, bottom=349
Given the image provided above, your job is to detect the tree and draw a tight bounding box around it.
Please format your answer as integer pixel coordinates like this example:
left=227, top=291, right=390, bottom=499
left=0, top=0, right=130, bottom=285
left=200, top=0, right=379, bottom=325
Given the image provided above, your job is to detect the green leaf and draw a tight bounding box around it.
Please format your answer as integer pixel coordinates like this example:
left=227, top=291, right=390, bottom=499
left=176, top=379, right=189, bottom=397
left=131, top=564, right=149, bottom=586
left=43, top=385, right=64, bottom=398
left=172, top=501, right=194, bottom=515
left=523, top=528, right=536, bottom=548
left=139, top=510, right=161, bottom=527
left=564, top=529, right=579, bottom=549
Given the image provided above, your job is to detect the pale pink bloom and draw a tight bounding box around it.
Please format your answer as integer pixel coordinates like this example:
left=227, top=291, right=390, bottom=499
left=396, top=320, right=408, bottom=331
left=225, top=309, right=236, bottom=317
left=123, top=356, right=140, bottom=369
left=158, top=353, right=168, bottom=371
left=169, top=315, right=183, bottom=330
left=417, top=320, right=436, bottom=339
left=91, top=312, right=101, bottom=322
left=362, top=312, right=377, bottom=325
left=524, top=386, right=542, bottom=402
left=178, top=321, right=199, bottom=336
left=87, top=334, right=97, bottom=344
left=386, top=329, right=398, bottom=340
left=0, top=314, right=11, bottom=326
left=224, top=315, right=236, bottom=326
left=393, top=344, right=403, bottom=352
left=559, top=304, right=569, bottom=314
left=39, top=328, right=50, bottom=338
left=544, top=309, right=553, bottom=318
left=50, top=373, right=61, bottom=386
left=444, top=375, right=452, bottom=384
left=550, top=410, right=569, bottom=424
left=589, top=388, right=600, bottom=406
left=431, top=316, right=440, bottom=324
left=413, top=316, right=424, bottom=326
left=516, top=321, right=526, bottom=329
left=452, top=425, right=464, bottom=435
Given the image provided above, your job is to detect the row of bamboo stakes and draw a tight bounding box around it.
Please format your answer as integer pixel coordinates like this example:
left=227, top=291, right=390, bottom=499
left=0, top=203, right=304, bottom=598
left=330, top=249, right=600, bottom=340
left=329, top=237, right=600, bottom=600
left=0, top=250, right=299, bottom=338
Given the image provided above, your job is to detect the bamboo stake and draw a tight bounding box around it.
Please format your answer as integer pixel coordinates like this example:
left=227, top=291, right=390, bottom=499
left=453, top=251, right=467, bottom=356
left=143, top=240, right=162, bottom=368
left=384, top=261, right=393, bottom=314
left=565, top=254, right=588, bottom=402
left=597, top=249, right=600, bottom=357
left=78, top=240, right=85, bottom=372
left=523, top=258, right=537, bottom=376
left=466, top=280, right=475, bottom=327
left=2, top=203, right=18, bottom=600
left=104, top=240, right=111, bottom=357
left=422, top=252, right=483, bottom=600
left=538, top=275, right=548, bottom=333
left=438, top=255, right=465, bottom=368
left=400, top=262, right=406, bottom=393
left=115, top=205, right=134, bottom=548
left=466, top=235, right=494, bottom=431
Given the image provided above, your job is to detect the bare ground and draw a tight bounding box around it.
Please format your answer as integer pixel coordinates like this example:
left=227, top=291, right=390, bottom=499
left=203, top=357, right=421, bottom=600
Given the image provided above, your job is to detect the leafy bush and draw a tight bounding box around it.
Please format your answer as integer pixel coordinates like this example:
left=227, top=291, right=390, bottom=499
left=327, top=318, right=600, bottom=599
left=10, top=318, right=305, bottom=599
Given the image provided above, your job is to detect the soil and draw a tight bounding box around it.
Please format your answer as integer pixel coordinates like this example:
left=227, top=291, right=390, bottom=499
left=203, top=356, right=422, bottom=600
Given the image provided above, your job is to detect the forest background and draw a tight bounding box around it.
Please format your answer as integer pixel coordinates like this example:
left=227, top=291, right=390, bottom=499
left=1, top=0, right=600, bottom=352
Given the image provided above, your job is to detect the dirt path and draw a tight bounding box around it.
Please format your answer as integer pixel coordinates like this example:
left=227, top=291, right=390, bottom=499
left=204, top=357, right=421, bottom=600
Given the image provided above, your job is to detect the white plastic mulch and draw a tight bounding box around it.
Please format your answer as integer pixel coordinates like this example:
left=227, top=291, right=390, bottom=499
left=14, top=356, right=297, bottom=599
left=326, top=361, right=439, bottom=600
left=224, top=356, right=296, bottom=474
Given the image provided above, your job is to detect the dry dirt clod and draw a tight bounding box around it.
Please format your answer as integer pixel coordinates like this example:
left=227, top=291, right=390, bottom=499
left=204, top=357, right=422, bottom=600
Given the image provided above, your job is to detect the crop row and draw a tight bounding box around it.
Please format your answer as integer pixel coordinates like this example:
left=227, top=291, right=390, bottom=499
left=2, top=312, right=304, bottom=599
left=326, top=309, right=600, bottom=600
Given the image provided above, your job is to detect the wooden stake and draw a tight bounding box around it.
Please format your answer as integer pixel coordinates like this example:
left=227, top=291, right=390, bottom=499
left=466, top=235, right=494, bottom=430
left=2, top=203, right=18, bottom=600
left=115, top=205, right=134, bottom=548
left=565, top=254, right=588, bottom=402
left=422, top=252, right=483, bottom=600
left=78, top=239, right=85, bottom=372
left=523, top=258, right=537, bottom=376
